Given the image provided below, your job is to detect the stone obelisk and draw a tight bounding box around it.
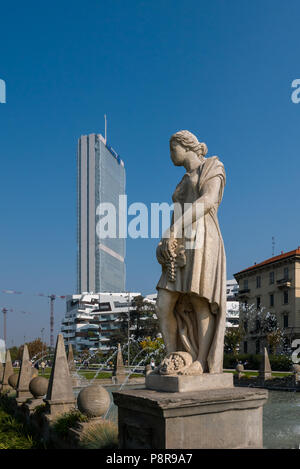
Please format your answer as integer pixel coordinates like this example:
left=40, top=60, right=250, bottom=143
left=16, top=344, right=34, bottom=403
left=44, top=334, right=75, bottom=417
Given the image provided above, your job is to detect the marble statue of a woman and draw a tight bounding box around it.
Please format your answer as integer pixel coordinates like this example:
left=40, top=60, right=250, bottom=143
left=156, top=130, right=226, bottom=376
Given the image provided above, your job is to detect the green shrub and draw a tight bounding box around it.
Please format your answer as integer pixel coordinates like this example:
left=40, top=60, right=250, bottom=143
left=0, top=408, right=35, bottom=449
left=80, top=420, right=118, bottom=449
left=223, top=353, right=292, bottom=371
left=53, top=410, right=88, bottom=438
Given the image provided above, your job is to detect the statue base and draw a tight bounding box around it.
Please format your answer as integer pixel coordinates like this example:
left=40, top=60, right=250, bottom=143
left=113, top=387, right=268, bottom=449
left=146, top=372, right=233, bottom=392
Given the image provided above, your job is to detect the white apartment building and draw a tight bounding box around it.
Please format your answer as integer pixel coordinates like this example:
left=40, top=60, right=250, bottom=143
left=61, top=292, right=140, bottom=351
left=226, top=279, right=239, bottom=328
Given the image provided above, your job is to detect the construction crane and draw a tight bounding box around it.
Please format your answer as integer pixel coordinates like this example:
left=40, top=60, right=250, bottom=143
left=1, top=289, right=66, bottom=349
left=35, top=293, right=66, bottom=350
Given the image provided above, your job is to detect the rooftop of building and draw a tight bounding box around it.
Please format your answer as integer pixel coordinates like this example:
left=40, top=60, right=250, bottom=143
left=234, top=247, right=300, bottom=277
left=79, top=133, right=125, bottom=167
left=226, top=279, right=238, bottom=286
left=67, top=292, right=141, bottom=300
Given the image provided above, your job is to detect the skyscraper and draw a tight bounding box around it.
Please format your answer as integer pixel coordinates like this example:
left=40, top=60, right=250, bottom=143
left=77, top=133, right=126, bottom=293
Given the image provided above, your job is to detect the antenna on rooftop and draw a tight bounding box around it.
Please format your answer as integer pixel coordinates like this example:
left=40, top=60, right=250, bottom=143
left=104, top=114, right=107, bottom=144
left=272, top=236, right=275, bottom=256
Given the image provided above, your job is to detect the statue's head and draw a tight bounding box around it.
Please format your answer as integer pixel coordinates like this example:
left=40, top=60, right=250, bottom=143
left=169, top=130, right=207, bottom=166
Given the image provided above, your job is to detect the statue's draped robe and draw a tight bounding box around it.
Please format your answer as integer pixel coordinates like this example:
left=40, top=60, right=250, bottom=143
left=156, top=156, right=226, bottom=373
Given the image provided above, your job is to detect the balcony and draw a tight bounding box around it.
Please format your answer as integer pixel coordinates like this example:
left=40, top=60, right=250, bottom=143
left=277, top=279, right=291, bottom=289
left=62, top=332, right=75, bottom=338
left=61, top=324, right=75, bottom=332
left=238, top=289, right=250, bottom=298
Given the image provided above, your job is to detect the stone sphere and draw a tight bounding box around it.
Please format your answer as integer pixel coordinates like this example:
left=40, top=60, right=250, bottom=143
left=236, top=363, right=244, bottom=373
left=77, top=384, right=110, bottom=418
left=29, top=376, right=48, bottom=398
left=8, top=373, right=18, bottom=389
left=292, top=364, right=300, bottom=373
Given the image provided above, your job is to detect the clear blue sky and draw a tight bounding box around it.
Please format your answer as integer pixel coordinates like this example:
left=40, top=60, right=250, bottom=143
left=0, top=0, right=300, bottom=346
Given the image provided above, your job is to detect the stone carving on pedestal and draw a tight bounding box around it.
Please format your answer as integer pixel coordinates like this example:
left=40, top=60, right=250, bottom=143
left=155, top=130, right=227, bottom=379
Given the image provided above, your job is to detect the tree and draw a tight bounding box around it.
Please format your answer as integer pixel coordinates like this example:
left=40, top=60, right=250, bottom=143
left=240, top=304, right=284, bottom=354
left=224, top=327, right=244, bottom=357
left=18, top=338, right=48, bottom=361
left=110, top=295, right=159, bottom=346
left=266, top=329, right=284, bottom=354
left=140, top=337, right=165, bottom=365
left=9, top=346, right=19, bottom=363
left=109, top=295, right=161, bottom=364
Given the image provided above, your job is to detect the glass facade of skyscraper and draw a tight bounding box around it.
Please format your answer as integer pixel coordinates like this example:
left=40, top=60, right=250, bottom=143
left=77, top=133, right=126, bottom=293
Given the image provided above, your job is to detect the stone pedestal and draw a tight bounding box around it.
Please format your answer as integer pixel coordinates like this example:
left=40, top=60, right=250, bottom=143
left=0, top=383, right=13, bottom=393
left=16, top=393, right=32, bottom=405
left=146, top=372, right=233, bottom=392
left=23, top=398, right=45, bottom=414
left=68, top=418, right=103, bottom=444
left=44, top=398, right=76, bottom=417
left=113, top=386, right=268, bottom=449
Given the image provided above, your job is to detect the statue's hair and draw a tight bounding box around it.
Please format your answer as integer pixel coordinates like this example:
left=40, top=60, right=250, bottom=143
left=170, top=130, right=208, bottom=159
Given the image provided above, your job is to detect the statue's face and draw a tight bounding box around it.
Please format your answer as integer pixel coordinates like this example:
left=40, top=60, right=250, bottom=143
left=170, top=141, right=186, bottom=166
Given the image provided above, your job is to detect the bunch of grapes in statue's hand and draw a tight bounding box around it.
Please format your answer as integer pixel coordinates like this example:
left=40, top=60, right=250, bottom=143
left=166, top=238, right=178, bottom=282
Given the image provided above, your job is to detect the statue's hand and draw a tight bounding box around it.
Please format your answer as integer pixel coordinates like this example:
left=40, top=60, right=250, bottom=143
left=161, top=237, right=177, bottom=260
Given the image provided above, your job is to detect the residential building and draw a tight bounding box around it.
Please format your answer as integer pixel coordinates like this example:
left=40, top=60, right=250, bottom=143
left=61, top=292, right=140, bottom=351
left=226, top=279, right=239, bottom=301
left=77, top=133, right=126, bottom=294
left=234, top=248, right=300, bottom=354
left=226, top=279, right=239, bottom=328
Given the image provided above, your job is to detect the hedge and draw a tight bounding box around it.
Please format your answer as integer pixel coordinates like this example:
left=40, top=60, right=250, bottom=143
left=223, top=353, right=293, bottom=371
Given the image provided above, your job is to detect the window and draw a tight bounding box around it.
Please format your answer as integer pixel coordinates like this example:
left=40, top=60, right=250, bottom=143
left=284, top=267, right=289, bottom=280
left=99, top=302, right=111, bottom=312
left=283, top=314, right=289, bottom=328
left=243, top=320, right=248, bottom=333
left=114, top=301, right=130, bottom=308
left=269, top=272, right=274, bottom=284
left=283, top=290, right=289, bottom=305
left=256, top=319, right=261, bottom=332
left=244, top=341, right=248, bottom=353
left=270, top=294, right=274, bottom=307
left=256, top=296, right=261, bottom=309
left=256, top=276, right=261, bottom=288
left=243, top=279, right=248, bottom=290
